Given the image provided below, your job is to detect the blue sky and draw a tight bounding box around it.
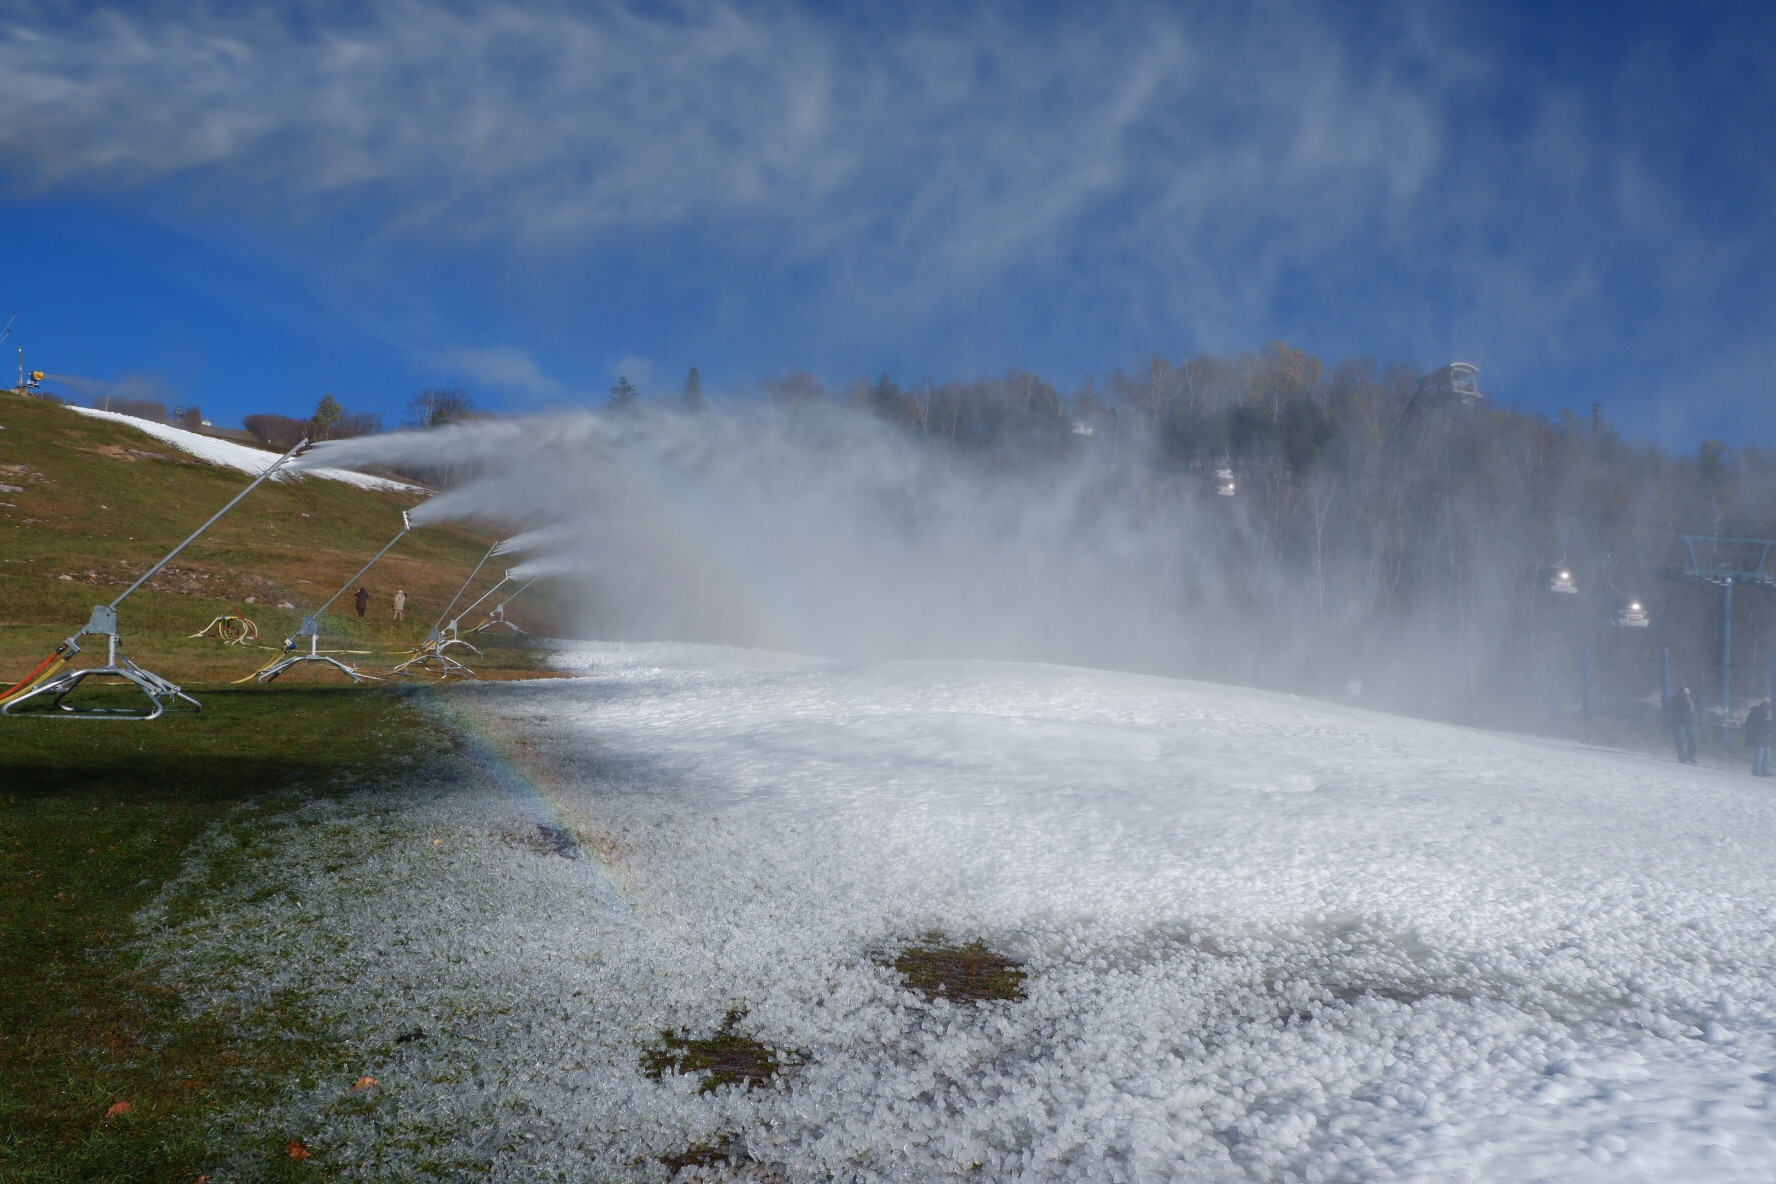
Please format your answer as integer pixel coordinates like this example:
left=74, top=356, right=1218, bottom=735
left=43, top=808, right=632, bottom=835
left=1, top=0, right=1771, bottom=446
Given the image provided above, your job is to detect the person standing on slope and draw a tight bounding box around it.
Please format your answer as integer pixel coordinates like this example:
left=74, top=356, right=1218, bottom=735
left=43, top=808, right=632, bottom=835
left=354, top=586, right=370, bottom=617
left=393, top=588, right=407, bottom=621
left=1669, top=687, right=1700, bottom=765
left=1745, top=700, right=1772, bottom=776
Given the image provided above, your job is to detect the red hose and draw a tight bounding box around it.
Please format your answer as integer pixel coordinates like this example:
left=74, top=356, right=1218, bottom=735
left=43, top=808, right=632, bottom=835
left=1, top=647, right=69, bottom=702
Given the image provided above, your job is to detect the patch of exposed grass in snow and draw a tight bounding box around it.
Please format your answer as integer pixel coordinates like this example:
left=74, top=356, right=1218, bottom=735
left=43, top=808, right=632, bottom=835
left=656, top=1135, right=748, bottom=1178
left=642, top=1009, right=797, bottom=1095
left=500, top=822, right=579, bottom=859
left=892, top=933, right=1027, bottom=1003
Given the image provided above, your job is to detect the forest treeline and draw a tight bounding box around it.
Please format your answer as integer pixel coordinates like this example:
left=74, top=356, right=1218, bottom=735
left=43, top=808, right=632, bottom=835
left=84, top=387, right=477, bottom=448
left=745, top=344, right=1776, bottom=725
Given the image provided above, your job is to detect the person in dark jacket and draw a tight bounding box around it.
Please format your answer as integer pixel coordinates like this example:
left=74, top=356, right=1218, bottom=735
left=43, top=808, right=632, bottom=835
left=1669, top=687, right=1699, bottom=764
left=354, top=586, right=370, bottom=617
left=1746, top=700, right=1773, bottom=776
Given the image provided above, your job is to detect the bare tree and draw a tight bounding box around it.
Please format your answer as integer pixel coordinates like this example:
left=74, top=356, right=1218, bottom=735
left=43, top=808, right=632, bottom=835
left=243, top=413, right=307, bottom=449
left=408, top=386, right=475, bottom=429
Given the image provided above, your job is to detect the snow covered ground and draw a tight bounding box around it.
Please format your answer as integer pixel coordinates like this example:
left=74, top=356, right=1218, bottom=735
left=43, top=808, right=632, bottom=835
left=153, top=643, right=1776, bottom=1181
left=66, top=405, right=420, bottom=491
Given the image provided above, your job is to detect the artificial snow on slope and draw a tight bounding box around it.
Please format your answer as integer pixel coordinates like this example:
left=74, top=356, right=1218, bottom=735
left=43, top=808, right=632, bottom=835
left=66, top=405, right=420, bottom=491
left=149, top=644, right=1776, bottom=1182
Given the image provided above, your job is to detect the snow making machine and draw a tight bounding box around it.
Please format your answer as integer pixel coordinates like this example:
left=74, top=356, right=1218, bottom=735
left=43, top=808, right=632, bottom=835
left=472, top=576, right=538, bottom=634
left=2, top=439, right=308, bottom=719
left=243, top=512, right=414, bottom=684
left=391, top=541, right=505, bottom=679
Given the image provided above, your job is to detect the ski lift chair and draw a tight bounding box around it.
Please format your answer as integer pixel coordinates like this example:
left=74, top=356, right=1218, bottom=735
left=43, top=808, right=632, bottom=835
left=1444, top=362, right=1482, bottom=405
left=1213, top=465, right=1238, bottom=497
left=1545, top=567, right=1578, bottom=594
left=1601, top=557, right=1650, bottom=627
left=1397, top=362, right=1484, bottom=429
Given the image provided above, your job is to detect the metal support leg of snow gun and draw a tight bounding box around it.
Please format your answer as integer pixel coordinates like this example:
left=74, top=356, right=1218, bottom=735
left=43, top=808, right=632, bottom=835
left=1, top=605, right=200, bottom=720
left=249, top=616, right=383, bottom=684
left=1, top=439, right=307, bottom=720
left=246, top=513, right=412, bottom=685
left=391, top=621, right=482, bottom=679
left=472, top=577, right=536, bottom=634
left=391, top=543, right=507, bottom=680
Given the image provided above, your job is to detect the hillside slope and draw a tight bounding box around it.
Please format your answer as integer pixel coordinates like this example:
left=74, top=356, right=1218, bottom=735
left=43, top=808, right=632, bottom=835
left=0, top=393, right=552, bottom=688
left=157, top=641, right=1776, bottom=1180
left=66, top=404, right=421, bottom=492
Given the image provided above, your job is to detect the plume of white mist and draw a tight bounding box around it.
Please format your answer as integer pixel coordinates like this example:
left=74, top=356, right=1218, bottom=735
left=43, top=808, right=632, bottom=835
left=300, top=405, right=1246, bottom=672
left=493, top=525, right=572, bottom=556
left=506, top=555, right=599, bottom=581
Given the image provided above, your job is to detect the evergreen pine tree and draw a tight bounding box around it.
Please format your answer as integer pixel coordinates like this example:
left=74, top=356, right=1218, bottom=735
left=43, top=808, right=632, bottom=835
left=682, top=367, right=705, bottom=412
left=311, top=393, right=343, bottom=440
left=609, top=376, right=639, bottom=410
left=869, top=372, right=902, bottom=422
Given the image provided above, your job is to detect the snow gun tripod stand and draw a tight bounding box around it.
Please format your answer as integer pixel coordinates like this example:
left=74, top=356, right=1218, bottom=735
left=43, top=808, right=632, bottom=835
left=472, top=577, right=536, bottom=634
left=391, top=544, right=509, bottom=680
left=248, top=513, right=413, bottom=684
left=1, top=439, right=308, bottom=720
left=0, top=605, right=200, bottom=721
left=391, top=623, right=481, bottom=679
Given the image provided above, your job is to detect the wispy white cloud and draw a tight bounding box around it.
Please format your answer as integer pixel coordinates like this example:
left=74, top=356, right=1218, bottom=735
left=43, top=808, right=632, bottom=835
left=0, top=3, right=1450, bottom=271
left=2, top=1, right=1771, bottom=436
left=45, top=370, right=181, bottom=409
left=436, top=345, right=561, bottom=396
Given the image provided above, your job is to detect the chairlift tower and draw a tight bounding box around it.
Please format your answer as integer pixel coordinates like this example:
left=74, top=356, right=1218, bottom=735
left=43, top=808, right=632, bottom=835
left=1397, top=363, right=1483, bottom=429
left=1678, top=534, right=1776, bottom=729
left=10, top=309, right=44, bottom=396
left=2, top=440, right=308, bottom=719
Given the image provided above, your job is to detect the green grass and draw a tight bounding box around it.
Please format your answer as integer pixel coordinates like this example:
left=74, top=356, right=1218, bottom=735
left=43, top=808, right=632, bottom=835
left=0, top=396, right=577, bottom=1178
left=891, top=934, right=1026, bottom=1003
left=641, top=1009, right=794, bottom=1095
left=0, top=685, right=461, bottom=1181
left=0, top=394, right=569, bottom=688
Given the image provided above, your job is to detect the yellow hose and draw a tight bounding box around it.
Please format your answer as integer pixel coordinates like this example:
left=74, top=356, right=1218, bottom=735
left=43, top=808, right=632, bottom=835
left=233, top=652, right=288, bottom=684
left=0, top=652, right=71, bottom=705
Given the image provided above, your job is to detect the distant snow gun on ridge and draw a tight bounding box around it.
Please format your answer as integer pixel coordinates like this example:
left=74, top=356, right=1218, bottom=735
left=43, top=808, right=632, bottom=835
left=2, top=439, right=309, bottom=720
left=242, top=512, right=415, bottom=684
